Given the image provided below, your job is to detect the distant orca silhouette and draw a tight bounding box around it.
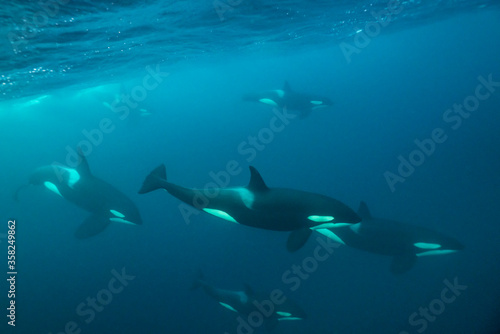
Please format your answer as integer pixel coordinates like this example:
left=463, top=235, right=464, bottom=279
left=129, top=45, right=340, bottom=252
left=309, top=201, right=464, bottom=274
left=138, top=165, right=360, bottom=250
left=16, top=148, right=142, bottom=238
left=243, top=81, right=333, bottom=118
left=191, top=272, right=307, bottom=331
left=101, top=84, right=153, bottom=126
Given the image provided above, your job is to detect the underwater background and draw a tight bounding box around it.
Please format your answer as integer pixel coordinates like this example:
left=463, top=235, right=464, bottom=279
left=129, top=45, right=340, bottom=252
left=1, top=0, right=500, bottom=333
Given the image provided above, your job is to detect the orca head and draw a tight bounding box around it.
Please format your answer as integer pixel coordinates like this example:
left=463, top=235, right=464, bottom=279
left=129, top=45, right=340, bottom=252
left=274, top=299, right=307, bottom=321
left=414, top=235, right=464, bottom=257
left=308, top=96, right=333, bottom=110
left=108, top=206, right=143, bottom=226
left=306, top=200, right=361, bottom=228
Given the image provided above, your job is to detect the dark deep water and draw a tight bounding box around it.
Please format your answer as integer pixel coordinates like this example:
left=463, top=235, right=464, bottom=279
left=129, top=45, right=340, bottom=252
left=1, top=1, right=500, bottom=333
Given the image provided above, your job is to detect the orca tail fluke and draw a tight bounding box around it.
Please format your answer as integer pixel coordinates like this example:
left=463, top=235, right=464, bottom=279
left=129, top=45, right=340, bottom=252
left=190, top=270, right=205, bottom=291
left=138, top=164, right=167, bottom=194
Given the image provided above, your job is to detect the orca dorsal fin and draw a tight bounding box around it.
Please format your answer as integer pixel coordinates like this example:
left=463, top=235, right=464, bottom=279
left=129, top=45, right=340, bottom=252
left=190, top=270, right=205, bottom=291
left=247, top=166, right=269, bottom=192
left=243, top=283, right=255, bottom=297
left=76, top=147, right=92, bottom=176
left=358, top=201, right=372, bottom=220
left=283, top=81, right=292, bottom=92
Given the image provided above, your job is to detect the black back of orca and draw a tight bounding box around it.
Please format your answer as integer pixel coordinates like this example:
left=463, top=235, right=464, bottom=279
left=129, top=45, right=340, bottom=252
left=139, top=164, right=360, bottom=250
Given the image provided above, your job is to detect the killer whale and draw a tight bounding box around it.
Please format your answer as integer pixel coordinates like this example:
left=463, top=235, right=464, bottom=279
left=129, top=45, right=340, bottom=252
left=138, top=165, right=360, bottom=250
left=243, top=81, right=333, bottom=118
left=309, top=201, right=464, bottom=274
left=17, top=148, right=142, bottom=238
left=191, top=272, right=306, bottom=330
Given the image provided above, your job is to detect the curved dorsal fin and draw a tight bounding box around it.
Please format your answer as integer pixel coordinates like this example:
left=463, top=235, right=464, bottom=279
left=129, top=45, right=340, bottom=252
left=76, top=147, right=92, bottom=176
left=357, top=201, right=372, bottom=220
left=247, top=166, right=269, bottom=192
left=283, top=81, right=292, bottom=92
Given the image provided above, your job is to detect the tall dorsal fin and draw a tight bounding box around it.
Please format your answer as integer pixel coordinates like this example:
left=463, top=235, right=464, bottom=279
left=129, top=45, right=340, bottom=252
left=247, top=166, right=269, bottom=192
left=283, top=81, right=292, bottom=92
left=76, top=147, right=92, bottom=176
left=190, top=270, right=205, bottom=291
left=358, top=201, right=372, bottom=220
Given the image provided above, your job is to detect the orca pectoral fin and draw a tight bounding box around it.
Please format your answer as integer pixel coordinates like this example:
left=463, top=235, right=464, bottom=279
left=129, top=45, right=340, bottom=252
left=390, top=254, right=417, bottom=275
left=14, top=184, right=29, bottom=202
left=286, top=228, right=313, bottom=252
left=264, top=317, right=279, bottom=331
left=75, top=215, right=110, bottom=239
left=298, top=109, right=312, bottom=119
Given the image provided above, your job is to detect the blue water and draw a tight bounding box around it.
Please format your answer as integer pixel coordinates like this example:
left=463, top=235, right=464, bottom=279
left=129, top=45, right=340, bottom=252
left=1, top=1, right=500, bottom=333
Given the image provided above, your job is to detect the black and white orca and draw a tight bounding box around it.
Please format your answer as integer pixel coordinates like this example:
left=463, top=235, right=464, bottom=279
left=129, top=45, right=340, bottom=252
left=309, top=201, right=464, bottom=274
left=191, top=272, right=307, bottom=331
left=17, top=148, right=142, bottom=238
left=243, top=81, right=333, bottom=118
left=138, top=165, right=360, bottom=250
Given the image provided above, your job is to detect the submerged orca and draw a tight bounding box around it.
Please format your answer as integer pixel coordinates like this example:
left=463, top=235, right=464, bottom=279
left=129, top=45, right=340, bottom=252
left=100, top=84, right=153, bottom=125
left=191, top=272, right=307, bottom=330
left=138, top=165, right=360, bottom=249
left=243, top=81, right=333, bottom=118
left=17, top=148, right=142, bottom=238
left=311, top=202, right=464, bottom=274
